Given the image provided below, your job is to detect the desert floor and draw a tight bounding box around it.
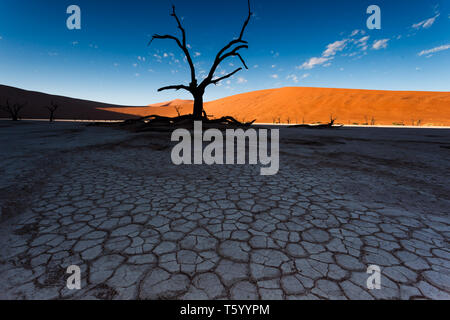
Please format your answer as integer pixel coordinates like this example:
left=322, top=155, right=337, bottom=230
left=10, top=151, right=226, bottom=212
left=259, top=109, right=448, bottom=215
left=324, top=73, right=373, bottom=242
left=0, top=120, right=449, bottom=299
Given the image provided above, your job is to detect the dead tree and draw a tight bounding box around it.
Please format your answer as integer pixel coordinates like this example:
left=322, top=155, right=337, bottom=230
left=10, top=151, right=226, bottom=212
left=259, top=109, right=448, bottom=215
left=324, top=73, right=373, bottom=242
left=174, top=105, right=181, bottom=117
left=1, top=100, right=27, bottom=121
left=330, top=114, right=337, bottom=126
left=149, top=1, right=252, bottom=121
left=45, top=101, right=59, bottom=122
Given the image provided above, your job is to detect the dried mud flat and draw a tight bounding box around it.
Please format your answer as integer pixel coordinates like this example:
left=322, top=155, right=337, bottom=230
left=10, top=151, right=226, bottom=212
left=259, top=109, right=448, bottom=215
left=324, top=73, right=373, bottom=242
left=0, top=120, right=449, bottom=300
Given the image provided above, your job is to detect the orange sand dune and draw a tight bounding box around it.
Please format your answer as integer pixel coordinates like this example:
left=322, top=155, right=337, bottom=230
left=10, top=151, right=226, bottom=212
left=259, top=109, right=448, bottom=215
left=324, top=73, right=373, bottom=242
left=1, top=84, right=449, bottom=126
left=101, top=87, right=450, bottom=126
left=0, top=85, right=141, bottom=120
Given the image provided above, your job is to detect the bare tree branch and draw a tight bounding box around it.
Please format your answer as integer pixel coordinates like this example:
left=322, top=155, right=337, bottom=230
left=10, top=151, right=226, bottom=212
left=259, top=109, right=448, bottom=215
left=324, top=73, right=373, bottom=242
left=149, top=34, right=182, bottom=49
left=157, top=84, right=191, bottom=92
left=171, top=5, right=186, bottom=47
left=149, top=6, right=196, bottom=84
left=213, top=0, right=252, bottom=59
left=200, top=1, right=252, bottom=88
left=45, top=101, right=59, bottom=112
left=239, top=0, right=252, bottom=40
left=236, top=53, right=249, bottom=69
left=210, top=68, right=243, bottom=85
left=219, top=45, right=249, bottom=63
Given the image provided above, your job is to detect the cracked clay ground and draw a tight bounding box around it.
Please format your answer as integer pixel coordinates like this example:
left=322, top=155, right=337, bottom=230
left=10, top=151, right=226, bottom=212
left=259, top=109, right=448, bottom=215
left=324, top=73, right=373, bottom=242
left=0, top=120, right=449, bottom=300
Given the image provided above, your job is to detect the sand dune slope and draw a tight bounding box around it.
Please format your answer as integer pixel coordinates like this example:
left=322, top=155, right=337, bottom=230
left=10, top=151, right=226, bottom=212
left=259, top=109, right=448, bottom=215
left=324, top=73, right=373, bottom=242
left=1, top=85, right=449, bottom=125
left=0, top=85, right=142, bottom=120
left=204, top=87, right=450, bottom=126
left=102, top=87, right=450, bottom=126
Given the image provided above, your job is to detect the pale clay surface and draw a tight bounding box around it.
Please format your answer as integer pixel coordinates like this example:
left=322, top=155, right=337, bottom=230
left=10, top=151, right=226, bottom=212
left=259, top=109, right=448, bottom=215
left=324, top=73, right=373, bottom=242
left=0, top=121, right=449, bottom=300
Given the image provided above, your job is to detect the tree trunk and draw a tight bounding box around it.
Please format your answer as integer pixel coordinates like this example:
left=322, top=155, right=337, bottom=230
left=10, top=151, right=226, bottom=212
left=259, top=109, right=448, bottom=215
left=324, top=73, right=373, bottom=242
left=192, top=92, right=204, bottom=120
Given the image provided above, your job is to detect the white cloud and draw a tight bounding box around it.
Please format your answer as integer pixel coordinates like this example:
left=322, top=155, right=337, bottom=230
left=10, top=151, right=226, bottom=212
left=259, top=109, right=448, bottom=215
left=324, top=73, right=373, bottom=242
left=350, top=30, right=361, bottom=37
left=271, top=74, right=279, bottom=79
left=298, top=57, right=332, bottom=70
left=237, top=77, right=247, bottom=84
left=253, top=65, right=259, bottom=68
left=412, top=14, right=440, bottom=29
left=286, top=74, right=298, bottom=83
left=418, top=44, right=450, bottom=57
left=323, top=40, right=347, bottom=57
left=372, top=39, right=389, bottom=50
left=132, top=63, right=138, bottom=67
left=271, top=64, right=276, bottom=68
left=113, top=63, right=119, bottom=67
left=357, top=36, right=370, bottom=46
left=301, top=73, right=310, bottom=79
left=194, top=52, right=201, bottom=57
left=297, top=31, right=381, bottom=72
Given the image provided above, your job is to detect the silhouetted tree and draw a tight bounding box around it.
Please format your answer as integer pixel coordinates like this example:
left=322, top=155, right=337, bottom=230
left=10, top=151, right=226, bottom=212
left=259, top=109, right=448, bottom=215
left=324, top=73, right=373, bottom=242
left=330, top=114, right=337, bottom=126
left=1, top=99, right=26, bottom=121
left=45, top=101, right=59, bottom=122
left=174, top=105, right=181, bottom=117
left=149, top=1, right=252, bottom=120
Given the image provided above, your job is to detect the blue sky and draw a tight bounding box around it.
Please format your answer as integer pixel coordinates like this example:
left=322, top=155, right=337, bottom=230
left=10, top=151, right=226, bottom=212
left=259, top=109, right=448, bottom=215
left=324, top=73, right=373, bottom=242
left=0, top=0, right=449, bottom=105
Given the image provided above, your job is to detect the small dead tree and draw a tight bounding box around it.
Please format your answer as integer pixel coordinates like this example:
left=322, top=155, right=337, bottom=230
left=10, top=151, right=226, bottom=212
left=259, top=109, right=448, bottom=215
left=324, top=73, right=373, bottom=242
left=149, top=1, right=252, bottom=121
left=174, top=105, right=182, bottom=117
left=45, top=101, right=59, bottom=122
left=1, top=100, right=27, bottom=121
left=330, top=114, right=337, bottom=126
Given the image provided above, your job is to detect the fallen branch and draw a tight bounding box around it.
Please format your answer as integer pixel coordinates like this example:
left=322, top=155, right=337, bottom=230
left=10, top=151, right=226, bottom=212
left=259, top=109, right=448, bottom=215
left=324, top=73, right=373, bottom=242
left=288, top=123, right=343, bottom=129
left=289, top=118, right=342, bottom=129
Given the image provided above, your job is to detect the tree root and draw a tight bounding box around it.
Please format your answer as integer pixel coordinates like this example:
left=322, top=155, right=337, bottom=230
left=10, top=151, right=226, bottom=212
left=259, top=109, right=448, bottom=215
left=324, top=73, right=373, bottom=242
left=122, top=114, right=255, bottom=128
